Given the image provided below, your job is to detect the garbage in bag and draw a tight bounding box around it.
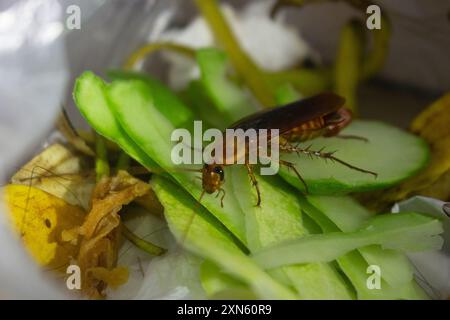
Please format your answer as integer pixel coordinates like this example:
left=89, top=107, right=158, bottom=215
left=0, top=0, right=449, bottom=300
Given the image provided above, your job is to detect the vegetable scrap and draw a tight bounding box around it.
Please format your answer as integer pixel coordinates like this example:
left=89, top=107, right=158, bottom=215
left=3, top=185, right=85, bottom=271
left=10, top=143, right=95, bottom=211
left=63, top=170, right=150, bottom=298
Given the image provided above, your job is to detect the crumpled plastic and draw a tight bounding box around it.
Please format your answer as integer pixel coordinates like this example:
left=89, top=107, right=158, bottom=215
left=392, top=196, right=450, bottom=299
left=0, top=0, right=177, bottom=299
left=105, top=204, right=205, bottom=300
left=0, top=0, right=69, bottom=299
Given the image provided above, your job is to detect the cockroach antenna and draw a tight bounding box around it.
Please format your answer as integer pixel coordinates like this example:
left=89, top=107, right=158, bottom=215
left=176, top=190, right=206, bottom=250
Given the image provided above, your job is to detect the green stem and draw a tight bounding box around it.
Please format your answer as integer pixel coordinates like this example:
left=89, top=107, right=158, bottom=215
left=266, top=68, right=331, bottom=97
left=116, top=152, right=130, bottom=171
left=361, top=15, right=391, bottom=80
left=122, top=224, right=166, bottom=256
left=272, top=0, right=391, bottom=83
left=125, top=42, right=196, bottom=70
left=195, top=0, right=276, bottom=107
left=95, top=133, right=110, bottom=181
left=333, top=19, right=365, bottom=114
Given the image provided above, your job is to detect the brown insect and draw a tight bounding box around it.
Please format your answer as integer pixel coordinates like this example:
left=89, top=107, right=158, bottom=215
left=200, top=92, right=377, bottom=207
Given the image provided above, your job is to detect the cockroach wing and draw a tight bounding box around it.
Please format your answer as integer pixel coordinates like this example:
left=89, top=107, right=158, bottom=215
left=228, top=93, right=345, bottom=140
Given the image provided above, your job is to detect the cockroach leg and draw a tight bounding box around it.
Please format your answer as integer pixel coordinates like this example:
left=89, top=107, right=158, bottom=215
left=245, top=164, right=261, bottom=207
left=278, top=159, right=309, bottom=193
left=280, top=137, right=289, bottom=147
left=280, top=144, right=378, bottom=178
left=335, top=134, right=369, bottom=142
left=215, top=188, right=226, bottom=207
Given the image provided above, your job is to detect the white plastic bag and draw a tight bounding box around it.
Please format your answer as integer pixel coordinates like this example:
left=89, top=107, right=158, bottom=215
left=0, top=0, right=179, bottom=299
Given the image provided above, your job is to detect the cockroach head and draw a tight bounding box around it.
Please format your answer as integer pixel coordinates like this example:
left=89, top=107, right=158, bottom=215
left=202, top=163, right=224, bottom=194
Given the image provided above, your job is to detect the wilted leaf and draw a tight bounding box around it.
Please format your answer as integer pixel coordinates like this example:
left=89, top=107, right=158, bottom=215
left=56, top=111, right=95, bottom=156
left=3, top=185, right=85, bottom=270
left=419, top=170, right=450, bottom=200
left=67, top=170, right=150, bottom=298
left=11, top=143, right=95, bottom=210
left=133, top=190, right=164, bottom=217
left=88, top=267, right=129, bottom=289
left=78, top=130, right=121, bottom=152
left=411, top=93, right=450, bottom=141
left=408, top=93, right=450, bottom=201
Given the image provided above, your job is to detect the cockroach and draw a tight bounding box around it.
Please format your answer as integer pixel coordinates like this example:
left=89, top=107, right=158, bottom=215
left=199, top=92, right=377, bottom=207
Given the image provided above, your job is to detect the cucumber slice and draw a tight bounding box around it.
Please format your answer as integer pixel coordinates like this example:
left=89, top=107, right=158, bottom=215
left=196, top=48, right=259, bottom=126
left=251, top=213, right=443, bottom=268
left=249, top=209, right=440, bottom=299
left=73, top=71, right=159, bottom=170
left=106, top=79, right=248, bottom=243
left=200, top=260, right=253, bottom=298
left=279, top=120, right=430, bottom=194
left=305, top=195, right=415, bottom=288
left=230, top=169, right=354, bottom=299
left=152, top=176, right=297, bottom=300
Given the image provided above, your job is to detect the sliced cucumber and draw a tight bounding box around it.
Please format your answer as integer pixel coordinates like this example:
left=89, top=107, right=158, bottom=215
left=73, top=71, right=159, bottom=170
left=230, top=168, right=354, bottom=299
left=106, top=78, right=248, bottom=243
left=305, top=195, right=415, bottom=287
left=250, top=207, right=440, bottom=299
left=251, top=212, right=443, bottom=268
left=152, top=176, right=297, bottom=300
left=196, top=48, right=259, bottom=126
left=279, top=120, right=430, bottom=194
left=200, top=260, right=253, bottom=298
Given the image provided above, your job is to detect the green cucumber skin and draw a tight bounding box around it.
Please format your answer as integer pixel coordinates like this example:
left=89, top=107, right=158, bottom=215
left=106, top=79, right=248, bottom=243
left=196, top=48, right=259, bottom=124
left=279, top=120, right=430, bottom=194
left=152, top=176, right=298, bottom=300
left=294, top=196, right=431, bottom=299
left=73, top=71, right=159, bottom=170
